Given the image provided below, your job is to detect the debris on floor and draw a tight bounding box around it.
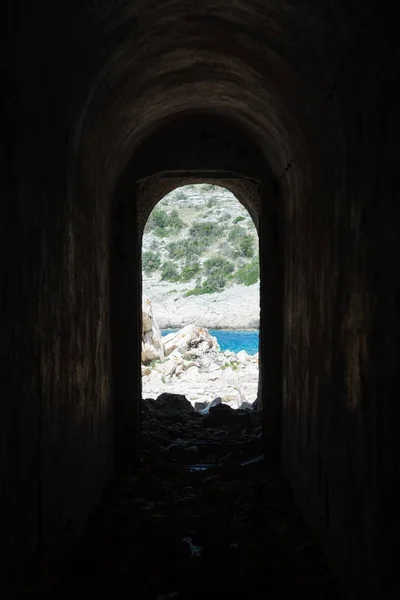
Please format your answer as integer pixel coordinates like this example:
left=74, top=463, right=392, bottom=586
left=53, top=394, right=341, bottom=599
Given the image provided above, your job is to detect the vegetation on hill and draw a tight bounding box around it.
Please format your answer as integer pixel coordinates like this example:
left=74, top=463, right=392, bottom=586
left=142, top=184, right=259, bottom=294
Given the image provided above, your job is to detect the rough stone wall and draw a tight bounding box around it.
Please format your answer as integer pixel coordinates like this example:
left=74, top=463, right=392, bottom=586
left=1, top=1, right=399, bottom=598
left=0, top=16, right=114, bottom=594
left=281, top=15, right=400, bottom=599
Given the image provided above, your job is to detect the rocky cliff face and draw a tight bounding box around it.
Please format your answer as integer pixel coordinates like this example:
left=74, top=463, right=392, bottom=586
left=142, top=184, right=260, bottom=329
left=144, top=278, right=260, bottom=329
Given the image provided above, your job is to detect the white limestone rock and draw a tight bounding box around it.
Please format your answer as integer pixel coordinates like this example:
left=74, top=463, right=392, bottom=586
left=141, top=296, right=165, bottom=364
left=143, top=280, right=260, bottom=330
left=142, top=321, right=259, bottom=409
left=236, top=350, right=249, bottom=363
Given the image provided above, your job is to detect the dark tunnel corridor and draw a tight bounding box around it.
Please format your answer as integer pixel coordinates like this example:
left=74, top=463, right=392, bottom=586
left=1, top=1, right=399, bottom=598
left=54, top=400, right=340, bottom=599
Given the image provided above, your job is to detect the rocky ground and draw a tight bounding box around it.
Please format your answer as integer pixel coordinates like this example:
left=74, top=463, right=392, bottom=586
left=53, top=394, right=341, bottom=599
left=142, top=323, right=259, bottom=408
left=143, top=276, right=259, bottom=330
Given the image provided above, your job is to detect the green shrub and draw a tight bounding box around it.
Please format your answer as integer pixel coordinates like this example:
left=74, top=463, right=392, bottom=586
left=184, top=286, right=203, bottom=297
left=154, top=226, right=172, bottom=238
left=184, top=279, right=222, bottom=296
left=202, top=273, right=227, bottom=292
left=185, top=271, right=229, bottom=296
left=227, top=225, right=255, bottom=257
left=189, top=221, right=222, bottom=243
left=228, top=225, right=246, bottom=242
left=236, top=260, right=259, bottom=286
left=142, top=251, right=161, bottom=273
left=167, top=241, right=186, bottom=260
left=169, top=238, right=206, bottom=261
left=146, top=207, right=184, bottom=237
left=186, top=239, right=206, bottom=259
left=161, top=261, right=180, bottom=282
left=168, top=209, right=184, bottom=230
left=151, top=208, right=169, bottom=229
left=234, top=215, right=245, bottom=224
left=184, top=277, right=222, bottom=297
left=239, top=235, right=255, bottom=258
left=180, top=262, right=200, bottom=282
left=204, top=257, right=234, bottom=276
left=183, top=257, right=235, bottom=295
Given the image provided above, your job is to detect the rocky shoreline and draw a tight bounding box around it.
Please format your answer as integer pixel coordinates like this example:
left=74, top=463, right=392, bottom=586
left=142, top=298, right=259, bottom=408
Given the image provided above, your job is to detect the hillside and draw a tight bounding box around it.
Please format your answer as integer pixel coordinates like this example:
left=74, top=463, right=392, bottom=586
left=142, top=184, right=260, bottom=329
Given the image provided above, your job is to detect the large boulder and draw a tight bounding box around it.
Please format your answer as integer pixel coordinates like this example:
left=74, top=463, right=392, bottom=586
left=156, top=392, right=194, bottom=414
left=142, top=296, right=165, bottom=364
left=163, top=325, right=219, bottom=358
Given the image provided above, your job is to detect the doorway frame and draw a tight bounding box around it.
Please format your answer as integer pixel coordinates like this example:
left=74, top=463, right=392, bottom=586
left=110, top=169, right=283, bottom=471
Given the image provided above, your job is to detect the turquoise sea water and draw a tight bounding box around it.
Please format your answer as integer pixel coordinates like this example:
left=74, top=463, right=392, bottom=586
left=162, top=329, right=259, bottom=355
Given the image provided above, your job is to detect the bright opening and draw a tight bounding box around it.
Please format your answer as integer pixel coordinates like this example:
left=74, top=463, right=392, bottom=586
left=141, top=183, right=260, bottom=413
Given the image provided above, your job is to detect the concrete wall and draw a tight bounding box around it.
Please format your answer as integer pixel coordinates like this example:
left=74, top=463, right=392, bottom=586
left=0, top=57, right=114, bottom=595
left=281, top=21, right=400, bottom=598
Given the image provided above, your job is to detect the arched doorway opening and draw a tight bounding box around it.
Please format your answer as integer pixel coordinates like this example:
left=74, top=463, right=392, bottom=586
left=110, top=114, right=283, bottom=472
left=141, top=182, right=260, bottom=414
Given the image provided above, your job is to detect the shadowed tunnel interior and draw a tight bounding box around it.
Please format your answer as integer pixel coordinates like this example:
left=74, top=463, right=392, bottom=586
left=1, top=1, right=399, bottom=598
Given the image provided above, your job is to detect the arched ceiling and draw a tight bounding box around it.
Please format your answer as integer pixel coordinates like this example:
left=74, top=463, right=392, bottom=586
left=68, top=1, right=355, bottom=193
left=14, top=1, right=362, bottom=196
